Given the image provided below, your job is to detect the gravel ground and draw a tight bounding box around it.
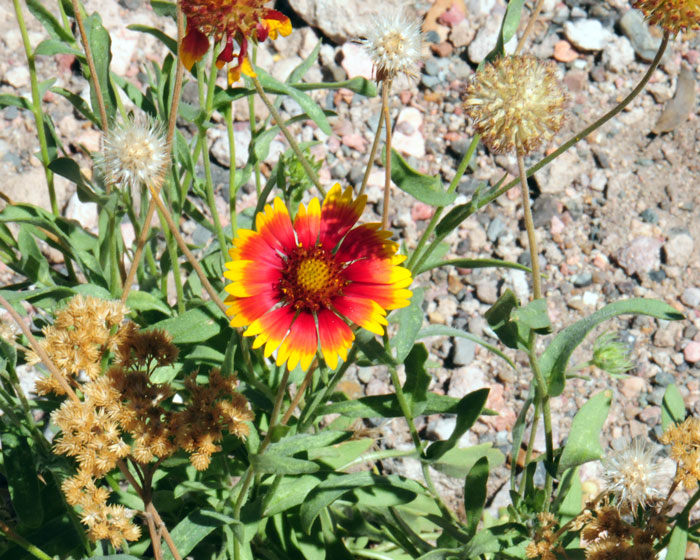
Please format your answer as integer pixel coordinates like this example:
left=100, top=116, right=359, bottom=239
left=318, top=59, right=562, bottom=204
left=1, top=0, right=699, bottom=538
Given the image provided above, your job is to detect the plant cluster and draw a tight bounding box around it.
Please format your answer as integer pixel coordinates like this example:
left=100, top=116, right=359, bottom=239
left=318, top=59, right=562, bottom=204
left=0, top=0, right=698, bottom=559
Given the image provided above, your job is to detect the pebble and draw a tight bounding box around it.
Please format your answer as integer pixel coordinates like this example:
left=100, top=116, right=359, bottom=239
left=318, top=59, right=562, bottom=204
left=447, top=366, right=486, bottom=398
left=393, top=107, right=425, bottom=158
left=685, top=342, right=700, bottom=364
left=532, top=195, right=559, bottom=229
left=602, top=35, right=635, bottom=73
left=654, top=371, right=676, bottom=387
left=5, top=66, right=30, bottom=88
left=618, top=236, right=663, bottom=276
left=467, top=17, right=516, bottom=63
left=572, top=271, right=593, bottom=288
left=664, top=233, right=694, bottom=267
left=487, top=216, right=506, bottom=242
left=553, top=40, right=578, bottom=63
left=619, top=9, right=667, bottom=62
left=681, top=287, right=700, bottom=308
left=640, top=208, right=659, bottom=224
left=563, top=19, right=611, bottom=52
left=451, top=338, right=476, bottom=367
left=411, top=202, right=434, bottom=221
left=449, top=20, right=475, bottom=49
left=340, top=42, right=373, bottom=80
left=65, top=192, right=98, bottom=231
left=534, top=150, right=584, bottom=194
left=475, top=279, right=499, bottom=305
left=620, top=376, right=646, bottom=398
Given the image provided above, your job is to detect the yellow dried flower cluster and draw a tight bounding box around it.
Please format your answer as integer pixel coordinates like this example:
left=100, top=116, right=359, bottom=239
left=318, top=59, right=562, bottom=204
left=463, top=55, right=567, bottom=155
left=660, top=416, right=700, bottom=490
left=31, top=295, right=127, bottom=394
left=525, top=512, right=560, bottom=560
left=580, top=504, right=666, bottom=560
left=38, top=295, right=254, bottom=547
left=633, top=0, right=700, bottom=34
left=0, top=312, right=18, bottom=343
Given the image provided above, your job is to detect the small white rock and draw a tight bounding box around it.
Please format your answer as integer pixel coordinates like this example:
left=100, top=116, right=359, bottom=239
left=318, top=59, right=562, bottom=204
left=564, top=19, right=612, bottom=51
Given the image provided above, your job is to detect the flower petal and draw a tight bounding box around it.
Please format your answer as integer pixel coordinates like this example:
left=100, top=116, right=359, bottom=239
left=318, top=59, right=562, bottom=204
left=245, top=306, right=294, bottom=358
left=225, top=291, right=278, bottom=328
left=276, top=312, right=317, bottom=371
left=294, top=198, right=321, bottom=248
left=335, top=223, right=398, bottom=262
left=264, top=11, right=292, bottom=40
left=228, top=229, right=282, bottom=269
left=256, top=198, right=297, bottom=254
left=333, top=296, right=387, bottom=336
left=317, top=309, right=354, bottom=370
left=224, top=260, right=282, bottom=298
left=343, top=257, right=413, bottom=288
left=180, top=27, right=210, bottom=71
left=343, top=282, right=412, bottom=311
left=320, top=184, right=366, bottom=249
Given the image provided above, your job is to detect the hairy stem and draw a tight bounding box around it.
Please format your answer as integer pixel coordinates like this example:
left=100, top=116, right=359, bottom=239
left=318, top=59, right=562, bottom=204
left=358, top=98, right=385, bottom=196
left=251, top=75, right=326, bottom=197
left=380, top=80, right=393, bottom=230
left=515, top=0, right=546, bottom=55
left=518, top=154, right=541, bottom=300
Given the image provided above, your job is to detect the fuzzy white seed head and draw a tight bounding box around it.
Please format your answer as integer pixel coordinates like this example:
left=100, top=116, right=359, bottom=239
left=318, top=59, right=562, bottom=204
left=362, top=11, right=422, bottom=82
left=99, top=117, right=168, bottom=192
left=602, top=438, right=667, bottom=512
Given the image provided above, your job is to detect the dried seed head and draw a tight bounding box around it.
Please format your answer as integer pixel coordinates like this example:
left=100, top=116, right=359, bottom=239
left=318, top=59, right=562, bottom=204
left=632, top=0, right=700, bottom=35
left=362, top=11, right=422, bottom=82
left=99, top=116, right=168, bottom=192
left=602, top=438, right=666, bottom=512
left=463, top=55, right=567, bottom=155
left=660, top=416, right=700, bottom=490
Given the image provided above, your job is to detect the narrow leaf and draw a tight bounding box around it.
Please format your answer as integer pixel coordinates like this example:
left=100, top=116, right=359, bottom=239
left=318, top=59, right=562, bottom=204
left=392, top=288, right=425, bottom=362
left=251, top=454, right=320, bottom=475
left=661, top=383, right=687, bottom=431
left=391, top=149, right=456, bottom=207
left=402, top=343, right=430, bottom=417
left=464, top=457, right=489, bottom=537
left=162, top=510, right=239, bottom=560
left=1, top=429, right=43, bottom=528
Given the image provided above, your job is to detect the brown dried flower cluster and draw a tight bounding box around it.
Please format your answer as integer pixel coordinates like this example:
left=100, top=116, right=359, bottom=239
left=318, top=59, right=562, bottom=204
left=38, top=295, right=253, bottom=547
left=525, top=512, right=560, bottom=560
left=463, top=54, right=567, bottom=155
left=660, top=416, right=700, bottom=490
left=30, top=295, right=127, bottom=394
left=579, top=504, right=666, bottom=560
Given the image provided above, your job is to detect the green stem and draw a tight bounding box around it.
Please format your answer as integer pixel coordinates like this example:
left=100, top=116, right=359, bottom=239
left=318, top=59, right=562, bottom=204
left=407, top=135, right=480, bottom=273
left=518, top=399, right=541, bottom=496
left=251, top=75, right=326, bottom=197
left=380, top=80, right=393, bottom=230
left=0, top=520, right=53, bottom=560
left=12, top=0, right=56, bottom=214
left=358, top=94, right=385, bottom=196
left=518, top=154, right=541, bottom=300
left=156, top=200, right=185, bottom=313
left=225, top=103, right=237, bottom=237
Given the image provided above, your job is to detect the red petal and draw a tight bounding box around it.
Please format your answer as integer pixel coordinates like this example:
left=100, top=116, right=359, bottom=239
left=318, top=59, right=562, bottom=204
left=180, top=27, right=210, bottom=71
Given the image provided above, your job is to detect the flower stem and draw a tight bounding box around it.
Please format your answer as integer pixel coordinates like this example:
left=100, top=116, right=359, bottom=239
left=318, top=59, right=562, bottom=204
left=518, top=154, right=541, bottom=300
left=358, top=96, right=385, bottom=196
left=381, top=80, right=393, bottom=230
left=407, top=135, right=480, bottom=273
left=225, top=103, right=238, bottom=237
left=12, top=0, right=57, bottom=214
left=0, top=520, right=53, bottom=560
left=281, top=362, right=316, bottom=426
left=515, top=0, right=546, bottom=55
left=121, top=4, right=185, bottom=304
left=251, top=75, right=326, bottom=197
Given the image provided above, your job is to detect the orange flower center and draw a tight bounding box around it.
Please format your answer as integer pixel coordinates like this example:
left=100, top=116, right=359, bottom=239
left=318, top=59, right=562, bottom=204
left=280, top=246, right=346, bottom=312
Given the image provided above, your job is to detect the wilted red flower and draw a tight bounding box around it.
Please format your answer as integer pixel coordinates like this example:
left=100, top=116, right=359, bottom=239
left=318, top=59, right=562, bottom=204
left=180, top=0, right=292, bottom=83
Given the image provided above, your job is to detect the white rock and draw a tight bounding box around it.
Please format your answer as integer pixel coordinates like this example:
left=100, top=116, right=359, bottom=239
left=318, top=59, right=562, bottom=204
left=271, top=55, right=303, bottom=83
left=340, top=42, right=373, bottom=80
left=664, top=233, right=695, bottom=267
left=602, top=35, right=635, bottom=72
left=393, top=107, right=425, bottom=158
left=65, top=191, right=98, bottom=231
left=5, top=66, right=30, bottom=89
left=563, top=19, right=612, bottom=51
left=534, top=149, right=584, bottom=194
left=465, top=0, right=496, bottom=17
left=468, top=17, right=517, bottom=63
left=110, top=30, right=138, bottom=75
left=447, top=366, right=486, bottom=398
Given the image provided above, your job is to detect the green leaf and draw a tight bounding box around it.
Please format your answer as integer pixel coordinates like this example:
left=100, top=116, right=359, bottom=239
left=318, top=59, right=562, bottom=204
left=431, top=444, right=504, bottom=480
left=392, top=288, right=425, bottom=362
left=18, top=225, right=52, bottom=286
left=266, top=431, right=350, bottom=457
left=151, top=302, right=221, bottom=343
left=666, top=525, right=688, bottom=560
left=557, top=390, right=612, bottom=474
left=291, top=77, right=377, bottom=97
left=555, top=467, right=582, bottom=524
left=34, top=38, right=83, bottom=57
left=307, top=439, right=375, bottom=470
left=425, top=388, right=490, bottom=461
left=513, top=298, right=551, bottom=334
left=391, top=149, right=456, bottom=207
left=355, top=328, right=397, bottom=366
left=48, top=157, right=101, bottom=204
left=417, top=257, right=531, bottom=276
left=435, top=202, right=473, bottom=238
left=162, top=510, right=239, bottom=560
left=262, top=475, right=322, bottom=517
left=464, top=457, right=489, bottom=538
left=255, top=68, right=331, bottom=135
left=1, top=429, right=43, bottom=528
left=127, top=24, right=177, bottom=55
left=84, top=13, right=116, bottom=122
left=0, top=93, right=32, bottom=111
left=300, top=473, right=423, bottom=531
left=484, top=289, right=522, bottom=350
left=89, top=556, right=144, bottom=559
left=542, top=298, right=684, bottom=396
left=319, top=391, right=462, bottom=418
left=125, top=291, right=171, bottom=315
left=403, top=344, right=431, bottom=417
left=483, top=0, right=526, bottom=64
left=251, top=454, right=320, bottom=475
left=51, top=86, right=100, bottom=126
left=112, top=73, right=158, bottom=117
left=150, top=0, right=177, bottom=19
left=661, top=383, right=687, bottom=431
left=287, top=39, right=321, bottom=84
left=26, top=0, right=75, bottom=42
left=416, top=325, right=516, bottom=370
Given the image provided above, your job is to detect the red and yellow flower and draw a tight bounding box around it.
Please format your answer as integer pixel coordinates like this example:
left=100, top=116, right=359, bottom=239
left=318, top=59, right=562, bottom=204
left=179, top=0, right=292, bottom=83
left=224, top=184, right=412, bottom=371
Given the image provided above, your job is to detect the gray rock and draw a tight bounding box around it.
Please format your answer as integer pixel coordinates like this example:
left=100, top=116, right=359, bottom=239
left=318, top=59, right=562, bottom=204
left=532, top=195, right=559, bottom=228
left=619, top=9, right=667, bottom=63
left=426, top=417, right=456, bottom=441
left=640, top=208, right=659, bottom=224
left=287, top=0, right=412, bottom=44
left=475, top=279, right=499, bottom=304
left=664, top=233, right=694, bottom=267
left=572, top=271, right=593, bottom=288
left=647, top=386, right=666, bottom=406
left=451, top=338, right=476, bottom=367
left=654, top=371, right=676, bottom=387
left=563, top=19, right=611, bottom=51
left=487, top=216, right=506, bottom=242
left=447, top=366, right=486, bottom=398
left=534, top=149, right=584, bottom=194
left=618, top=236, right=663, bottom=275
left=357, top=367, right=374, bottom=384
left=681, top=287, right=700, bottom=308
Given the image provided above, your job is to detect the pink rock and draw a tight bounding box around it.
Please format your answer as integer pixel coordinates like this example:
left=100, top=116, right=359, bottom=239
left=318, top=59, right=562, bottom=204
left=411, top=203, right=434, bottom=221
left=619, top=376, right=646, bottom=399
left=553, top=40, right=578, bottom=63
left=684, top=341, right=700, bottom=363
left=684, top=50, right=700, bottom=65
left=341, top=133, right=367, bottom=152
left=438, top=3, right=466, bottom=27
left=550, top=215, right=565, bottom=235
